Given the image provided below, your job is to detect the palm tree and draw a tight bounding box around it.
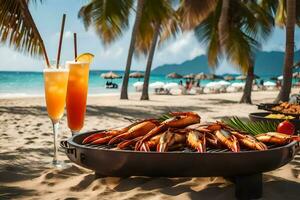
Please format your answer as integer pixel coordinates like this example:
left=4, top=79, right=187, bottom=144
left=140, top=22, right=160, bottom=100
left=0, top=0, right=50, bottom=66
left=261, top=0, right=300, bottom=102
left=120, top=0, right=145, bottom=99
left=274, top=0, right=296, bottom=102
left=79, top=0, right=135, bottom=99
left=140, top=0, right=217, bottom=100
left=139, top=0, right=178, bottom=100
left=194, top=0, right=273, bottom=104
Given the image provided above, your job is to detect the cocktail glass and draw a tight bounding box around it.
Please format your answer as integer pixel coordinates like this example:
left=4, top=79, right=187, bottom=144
left=43, top=67, right=69, bottom=167
left=66, top=61, right=90, bottom=135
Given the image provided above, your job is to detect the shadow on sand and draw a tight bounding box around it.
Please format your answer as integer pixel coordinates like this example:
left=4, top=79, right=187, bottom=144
left=0, top=105, right=213, bottom=119
left=112, top=175, right=300, bottom=200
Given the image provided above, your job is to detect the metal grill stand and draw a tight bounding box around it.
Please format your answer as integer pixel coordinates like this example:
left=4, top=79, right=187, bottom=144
left=233, top=173, right=262, bottom=200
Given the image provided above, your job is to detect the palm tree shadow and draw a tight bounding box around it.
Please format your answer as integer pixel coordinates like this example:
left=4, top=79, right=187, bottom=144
left=0, top=105, right=212, bottom=119
left=86, top=105, right=212, bottom=119
left=112, top=175, right=300, bottom=199
left=205, top=98, right=238, bottom=104
left=0, top=185, right=37, bottom=199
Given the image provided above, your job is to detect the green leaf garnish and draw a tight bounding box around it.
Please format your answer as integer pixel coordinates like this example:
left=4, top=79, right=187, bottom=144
left=224, top=116, right=278, bottom=135
left=158, top=113, right=173, bottom=122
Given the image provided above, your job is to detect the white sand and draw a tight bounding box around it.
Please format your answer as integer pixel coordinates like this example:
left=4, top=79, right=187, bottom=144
left=1, top=90, right=300, bottom=199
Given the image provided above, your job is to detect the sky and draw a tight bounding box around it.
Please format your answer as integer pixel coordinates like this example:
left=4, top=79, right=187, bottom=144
left=0, top=0, right=299, bottom=74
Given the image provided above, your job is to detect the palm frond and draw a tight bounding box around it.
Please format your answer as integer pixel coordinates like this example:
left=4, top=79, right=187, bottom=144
left=194, top=0, right=274, bottom=72
left=134, top=0, right=177, bottom=56
left=261, top=0, right=300, bottom=27
left=224, top=116, right=278, bottom=136
left=194, top=0, right=222, bottom=67
left=78, top=0, right=133, bottom=45
left=275, top=0, right=287, bottom=28
left=0, top=0, right=48, bottom=62
left=178, top=0, right=217, bottom=30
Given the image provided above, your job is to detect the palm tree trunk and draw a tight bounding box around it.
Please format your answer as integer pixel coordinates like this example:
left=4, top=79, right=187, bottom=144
left=141, top=22, right=160, bottom=100
left=240, top=62, right=254, bottom=104
left=120, top=0, right=145, bottom=100
left=275, top=0, right=296, bottom=103
left=218, top=0, right=230, bottom=49
left=19, top=0, right=50, bottom=67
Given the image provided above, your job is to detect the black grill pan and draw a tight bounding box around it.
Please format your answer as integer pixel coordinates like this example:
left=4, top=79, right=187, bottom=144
left=61, top=130, right=299, bottom=199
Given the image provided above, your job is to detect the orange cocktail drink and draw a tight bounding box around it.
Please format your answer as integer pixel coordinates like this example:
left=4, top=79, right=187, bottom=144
left=44, top=68, right=69, bottom=122
left=43, top=67, right=69, bottom=167
left=66, top=61, right=89, bottom=134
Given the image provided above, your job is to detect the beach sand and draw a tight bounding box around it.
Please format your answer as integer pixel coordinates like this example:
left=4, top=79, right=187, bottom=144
left=1, top=90, right=300, bottom=199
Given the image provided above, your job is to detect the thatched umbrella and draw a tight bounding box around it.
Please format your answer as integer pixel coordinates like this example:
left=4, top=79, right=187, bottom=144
left=235, top=75, right=247, bottom=80
left=223, top=75, right=234, bottom=81
left=100, top=71, right=122, bottom=80
left=183, top=73, right=195, bottom=79
left=129, top=72, right=144, bottom=78
left=129, top=72, right=144, bottom=80
left=206, top=74, right=222, bottom=80
left=236, top=74, right=259, bottom=80
left=167, top=72, right=183, bottom=79
left=195, top=72, right=207, bottom=80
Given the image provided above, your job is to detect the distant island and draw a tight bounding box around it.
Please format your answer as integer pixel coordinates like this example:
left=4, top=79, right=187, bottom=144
left=152, top=50, right=300, bottom=76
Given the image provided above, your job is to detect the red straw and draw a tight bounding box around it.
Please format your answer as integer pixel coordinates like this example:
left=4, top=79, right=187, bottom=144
left=56, top=14, right=66, bottom=68
left=74, top=33, right=77, bottom=61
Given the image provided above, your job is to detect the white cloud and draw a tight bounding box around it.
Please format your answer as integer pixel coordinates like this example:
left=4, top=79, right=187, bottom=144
left=152, top=31, right=205, bottom=68
left=0, top=46, right=43, bottom=71
left=100, top=47, right=124, bottom=58
left=189, top=47, right=205, bottom=59
left=168, top=32, right=193, bottom=54
left=64, top=31, right=72, bottom=39
left=54, top=30, right=72, bottom=40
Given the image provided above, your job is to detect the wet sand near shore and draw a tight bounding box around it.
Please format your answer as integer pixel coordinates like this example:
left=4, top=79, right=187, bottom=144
left=1, top=90, right=300, bottom=199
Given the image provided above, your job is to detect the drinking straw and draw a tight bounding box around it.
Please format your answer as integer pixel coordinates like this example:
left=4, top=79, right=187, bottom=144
left=74, top=32, right=77, bottom=61
left=56, top=14, right=66, bottom=68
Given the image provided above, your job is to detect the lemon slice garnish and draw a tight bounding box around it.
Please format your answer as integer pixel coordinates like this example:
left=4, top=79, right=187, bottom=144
left=76, top=53, right=94, bottom=63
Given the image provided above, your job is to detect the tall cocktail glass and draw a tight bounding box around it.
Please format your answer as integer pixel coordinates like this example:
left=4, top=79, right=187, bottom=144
left=43, top=67, right=69, bottom=167
left=66, top=61, right=89, bottom=135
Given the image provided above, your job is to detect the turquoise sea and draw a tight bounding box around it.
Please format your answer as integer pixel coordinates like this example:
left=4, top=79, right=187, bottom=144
left=0, top=70, right=274, bottom=97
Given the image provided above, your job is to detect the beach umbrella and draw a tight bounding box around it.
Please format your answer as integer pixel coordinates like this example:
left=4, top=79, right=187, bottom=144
left=236, top=74, right=259, bottom=80
left=163, top=82, right=179, bottom=89
left=183, top=73, right=195, bottom=79
left=133, top=81, right=143, bottom=87
left=264, top=81, right=276, bottom=86
left=100, top=71, right=122, bottom=80
left=206, top=74, right=222, bottom=80
left=278, top=75, right=283, bottom=80
left=167, top=72, right=183, bottom=79
left=235, top=75, right=246, bottom=80
left=217, top=80, right=231, bottom=86
left=149, top=81, right=165, bottom=88
left=129, top=72, right=144, bottom=80
left=195, top=73, right=207, bottom=80
left=223, top=75, right=234, bottom=81
left=231, top=82, right=245, bottom=87
left=133, top=81, right=143, bottom=92
left=205, top=82, right=218, bottom=87
left=205, top=82, right=222, bottom=89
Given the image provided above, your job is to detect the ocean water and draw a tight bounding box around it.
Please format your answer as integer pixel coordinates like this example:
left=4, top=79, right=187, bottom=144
left=0, top=70, right=272, bottom=98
